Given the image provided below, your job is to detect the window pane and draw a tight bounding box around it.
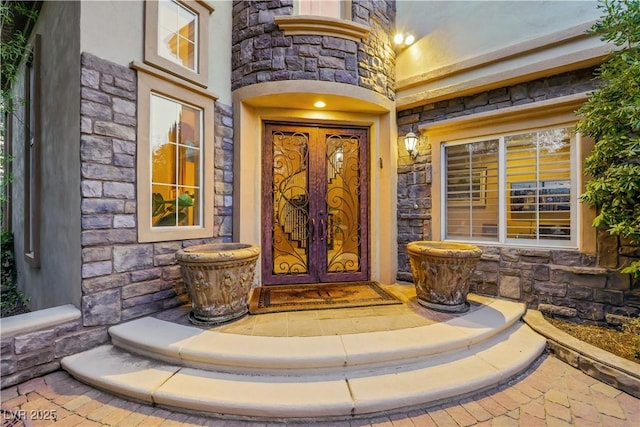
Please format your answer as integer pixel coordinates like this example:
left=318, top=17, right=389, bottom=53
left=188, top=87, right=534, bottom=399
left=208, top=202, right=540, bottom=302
left=152, top=142, right=176, bottom=185
left=179, top=105, right=201, bottom=147
left=298, top=0, right=342, bottom=18
left=150, top=94, right=202, bottom=228
left=150, top=95, right=178, bottom=184
left=179, top=186, right=200, bottom=226
left=158, top=0, right=197, bottom=71
left=152, top=184, right=177, bottom=227
left=445, top=140, right=499, bottom=241
left=506, top=128, right=572, bottom=241
left=178, top=145, right=200, bottom=189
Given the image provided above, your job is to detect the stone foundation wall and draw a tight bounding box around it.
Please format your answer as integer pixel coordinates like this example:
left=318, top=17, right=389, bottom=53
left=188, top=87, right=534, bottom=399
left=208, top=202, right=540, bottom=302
left=80, top=52, right=233, bottom=327
left=396, top=67, right=640, bottom=322
left=231, top=0, right=395, bottom=100
left=469, top=246, right=636, bottom=322
left=0, top=308, right=108, bottom=388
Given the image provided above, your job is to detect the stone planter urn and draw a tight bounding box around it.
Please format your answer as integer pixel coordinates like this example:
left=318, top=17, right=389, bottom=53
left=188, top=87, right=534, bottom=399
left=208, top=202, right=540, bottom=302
left=407, top=241, right=482, bottom=313
left=175, top=243, right=260, bottom=326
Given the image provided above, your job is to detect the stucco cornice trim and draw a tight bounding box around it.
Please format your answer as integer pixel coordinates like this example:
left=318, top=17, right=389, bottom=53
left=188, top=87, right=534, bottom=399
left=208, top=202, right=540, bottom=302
left=396, top=42, right=609, bottom=111
left=274, top=15, right=370, bottom=43
left=131, top=61, right=219, bottom=100
left=397, top=21, right=599, bottom=92
left=420, top=92, right=590, bottom=140
left=197, top=0, right=215, bottom=14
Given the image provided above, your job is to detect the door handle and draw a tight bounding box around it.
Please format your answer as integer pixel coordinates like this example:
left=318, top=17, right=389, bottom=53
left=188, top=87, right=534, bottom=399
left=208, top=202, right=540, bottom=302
left=320, top=218, right=325, bottom=242
left=310, top=218, right=316, bottom=241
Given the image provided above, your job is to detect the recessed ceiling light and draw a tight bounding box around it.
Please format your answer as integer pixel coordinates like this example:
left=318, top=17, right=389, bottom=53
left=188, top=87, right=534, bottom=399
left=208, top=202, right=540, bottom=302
left=314, top=101, right=326, bottom=108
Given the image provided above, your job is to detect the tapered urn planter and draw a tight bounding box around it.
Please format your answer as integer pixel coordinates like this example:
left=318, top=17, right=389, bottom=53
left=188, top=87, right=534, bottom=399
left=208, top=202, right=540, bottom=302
left=175, top=243, right=260, bottom=326
left=407, top=241, right=482, bottom=313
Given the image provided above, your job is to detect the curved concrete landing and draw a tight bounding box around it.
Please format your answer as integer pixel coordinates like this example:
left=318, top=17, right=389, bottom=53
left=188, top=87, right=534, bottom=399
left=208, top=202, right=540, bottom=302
left=107, top=297, right=526, bottom=374
left=61, top=297, right=546, bottom=420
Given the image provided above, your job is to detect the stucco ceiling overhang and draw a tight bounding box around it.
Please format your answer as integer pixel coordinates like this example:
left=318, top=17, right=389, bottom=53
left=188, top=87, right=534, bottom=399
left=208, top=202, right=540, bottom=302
left=242, top=92, right=390, bottom=114
left=233, top=79, right=396, bottom=116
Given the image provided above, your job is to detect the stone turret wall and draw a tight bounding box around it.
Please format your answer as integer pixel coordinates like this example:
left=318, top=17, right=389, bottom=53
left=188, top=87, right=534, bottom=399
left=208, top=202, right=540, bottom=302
left=79, top=53, right=233, bottom=327
left=396, top=67, right=640, bottom=323
left=231, top=0, right=395, bottom=100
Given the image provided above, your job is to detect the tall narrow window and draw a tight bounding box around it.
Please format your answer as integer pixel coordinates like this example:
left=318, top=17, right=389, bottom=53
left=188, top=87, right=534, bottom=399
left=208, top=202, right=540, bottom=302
left=136, top=72, right=214, bottom=243
left=443, top=126, right=575, bottom=247
left=150, top=94, right=202, bottom=228
left=24, top=35, right=41, bottom=266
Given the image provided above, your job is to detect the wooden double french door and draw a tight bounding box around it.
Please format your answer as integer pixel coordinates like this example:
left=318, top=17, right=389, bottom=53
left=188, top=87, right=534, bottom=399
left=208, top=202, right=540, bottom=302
left=262, top=123, right=369, bottom=285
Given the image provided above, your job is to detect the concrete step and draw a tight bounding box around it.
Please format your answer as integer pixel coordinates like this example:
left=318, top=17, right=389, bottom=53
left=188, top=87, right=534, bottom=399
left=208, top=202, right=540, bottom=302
left=61, top=298, right=547, bottom=420
left=107, top=297, right=527, bottom=375
left=61, top=323, right=545, bottom=419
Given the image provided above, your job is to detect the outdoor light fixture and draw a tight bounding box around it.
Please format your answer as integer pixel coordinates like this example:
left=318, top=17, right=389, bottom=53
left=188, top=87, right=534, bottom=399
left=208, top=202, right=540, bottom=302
left=404, top=132, right=419, bottom=160
left=394, top=32, right=415, bottom=48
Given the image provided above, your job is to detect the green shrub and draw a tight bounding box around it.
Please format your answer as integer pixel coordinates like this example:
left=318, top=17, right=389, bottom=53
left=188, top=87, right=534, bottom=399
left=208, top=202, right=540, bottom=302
left=1, top=231, right=30, bottom=317
left=577, top=0, right=640, bottom=277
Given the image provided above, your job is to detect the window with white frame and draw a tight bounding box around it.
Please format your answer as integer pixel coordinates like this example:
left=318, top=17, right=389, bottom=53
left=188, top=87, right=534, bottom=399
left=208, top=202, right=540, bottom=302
left=136, top=72, right=214, bottom=243
left=144, top=0, right=212, bottom=87
left=443, top=126, right=576, bottom=247
left=157, top=0, right=198, bottom=71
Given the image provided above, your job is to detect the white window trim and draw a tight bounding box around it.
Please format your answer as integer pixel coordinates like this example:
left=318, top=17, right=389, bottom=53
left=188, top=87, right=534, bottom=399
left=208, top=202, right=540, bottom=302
left=421, top=92, right=596, bottom=253
left=137, top=71, right=215, bottom=243
left=440, top=127, right=578, bottom=248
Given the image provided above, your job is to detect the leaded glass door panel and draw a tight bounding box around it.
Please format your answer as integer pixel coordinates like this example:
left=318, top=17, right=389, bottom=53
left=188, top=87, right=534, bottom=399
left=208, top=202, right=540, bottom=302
left=262, top=124, right=369, bottom=285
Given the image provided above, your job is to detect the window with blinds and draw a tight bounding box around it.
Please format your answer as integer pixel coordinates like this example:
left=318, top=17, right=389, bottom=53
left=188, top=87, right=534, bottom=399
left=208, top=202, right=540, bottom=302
left=444, top=127, right=575, bottom=247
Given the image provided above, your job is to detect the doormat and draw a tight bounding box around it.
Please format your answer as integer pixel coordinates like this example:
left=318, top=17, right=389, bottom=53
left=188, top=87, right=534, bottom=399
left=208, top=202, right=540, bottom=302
left=248, top=281, right=402, bottom=314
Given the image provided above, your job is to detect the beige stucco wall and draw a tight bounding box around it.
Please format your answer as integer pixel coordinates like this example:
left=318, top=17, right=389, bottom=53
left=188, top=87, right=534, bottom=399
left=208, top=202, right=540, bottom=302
left=207, top=1, right=232, bottom=104
left=79, top=1, right=143, bottom=69
left=395, top=1, right=607, bottom=107
left=79, top=0, right=232, bottom=104
left=12, top=1, right=82, bottom=309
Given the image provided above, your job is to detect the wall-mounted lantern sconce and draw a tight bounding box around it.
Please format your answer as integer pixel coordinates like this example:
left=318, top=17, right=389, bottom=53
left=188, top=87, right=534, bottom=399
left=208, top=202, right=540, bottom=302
left=404, top=131, right=419, bottom=160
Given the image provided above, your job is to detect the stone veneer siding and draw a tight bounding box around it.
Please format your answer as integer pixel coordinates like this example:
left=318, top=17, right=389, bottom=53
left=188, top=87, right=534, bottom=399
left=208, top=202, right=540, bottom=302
left=396, top=67, right=640, bottom=323
left=1, top=54, right=235, bottom=388
left=80, top=53, right=233, bottom=327
left=1, top=310, right=107, bottom=388
left=231, top=0, right=395, bottom=100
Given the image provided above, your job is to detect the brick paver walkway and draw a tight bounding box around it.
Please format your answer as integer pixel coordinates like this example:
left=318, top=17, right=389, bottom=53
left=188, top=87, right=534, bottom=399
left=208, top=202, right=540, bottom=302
left=1, top=354, right=638, bottom=426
